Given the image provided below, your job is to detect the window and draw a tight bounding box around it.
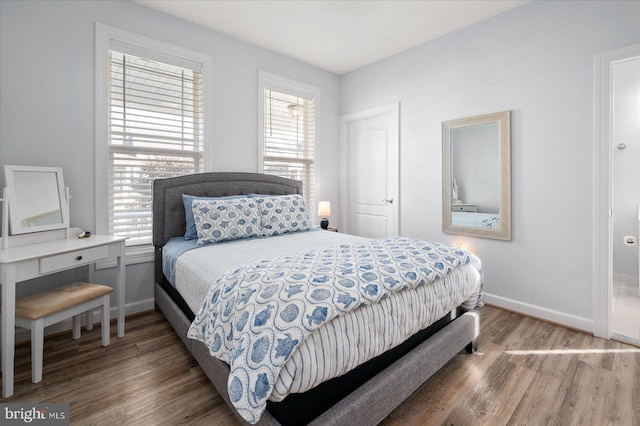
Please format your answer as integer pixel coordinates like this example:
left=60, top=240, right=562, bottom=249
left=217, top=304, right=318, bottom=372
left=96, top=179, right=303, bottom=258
left=259, top=72, right=319, bottom=212
left=96, top=24, right=213, bottom=262
left=108, top=51, right=203, bottom=245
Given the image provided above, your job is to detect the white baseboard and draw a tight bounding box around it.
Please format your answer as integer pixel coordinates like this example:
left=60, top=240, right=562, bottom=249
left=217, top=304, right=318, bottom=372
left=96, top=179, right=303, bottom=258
left=613, top=272, right=639, bottom=287
left=14, top=298, right=155, bottom=344
left=484, top=293, right=594, bottom=333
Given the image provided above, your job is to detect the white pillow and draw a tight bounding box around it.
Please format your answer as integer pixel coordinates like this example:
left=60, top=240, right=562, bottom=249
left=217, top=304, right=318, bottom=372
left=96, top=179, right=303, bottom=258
left=256, top=194, right=310, bottom=236
left=192, top=198, right=261, bottom=244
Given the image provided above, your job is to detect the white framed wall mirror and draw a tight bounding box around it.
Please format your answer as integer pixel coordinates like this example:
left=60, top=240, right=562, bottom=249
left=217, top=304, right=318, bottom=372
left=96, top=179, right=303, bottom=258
left=442, top=110, right=511, bottom=240
left=3, top=165, right=70, bottom=236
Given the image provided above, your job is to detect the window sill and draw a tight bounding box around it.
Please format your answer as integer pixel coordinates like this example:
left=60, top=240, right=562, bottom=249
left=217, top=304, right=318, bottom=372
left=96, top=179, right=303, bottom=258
left=96, top=244, right=154, bottom=269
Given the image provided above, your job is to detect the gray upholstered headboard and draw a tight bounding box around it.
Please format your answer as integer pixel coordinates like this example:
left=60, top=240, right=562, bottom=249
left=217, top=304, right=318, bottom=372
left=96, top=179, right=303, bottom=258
left=152, top=172, right=303, bottom=282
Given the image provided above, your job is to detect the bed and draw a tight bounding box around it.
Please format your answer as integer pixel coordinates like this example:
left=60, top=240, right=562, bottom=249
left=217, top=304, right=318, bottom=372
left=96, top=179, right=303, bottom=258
left=152, top=172, right=482, bottom=425
left=452, top=211, right=500, bottom=229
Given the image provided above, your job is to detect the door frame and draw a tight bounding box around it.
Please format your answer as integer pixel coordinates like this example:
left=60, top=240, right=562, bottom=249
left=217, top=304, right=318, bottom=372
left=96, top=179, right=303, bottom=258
left=339, top=103, right=400, bottom=235
left=593, top=43, right=640, bottom=338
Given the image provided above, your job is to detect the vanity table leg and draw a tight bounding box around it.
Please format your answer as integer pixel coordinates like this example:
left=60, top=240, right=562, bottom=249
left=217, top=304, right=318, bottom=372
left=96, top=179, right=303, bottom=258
left=116, top=241, right=125, bottom=337
left=1, top=263, right=16, bottom=398
left=86, top=263, right=95, bottom=331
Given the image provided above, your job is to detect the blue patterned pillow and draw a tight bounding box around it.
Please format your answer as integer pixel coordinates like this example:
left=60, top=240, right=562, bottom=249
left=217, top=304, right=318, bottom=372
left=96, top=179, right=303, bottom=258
left=256, top=194, right=310, bottom=236
left=182, top=194, right=245, bottom=240
left=192, top=198, right=261, bottom=244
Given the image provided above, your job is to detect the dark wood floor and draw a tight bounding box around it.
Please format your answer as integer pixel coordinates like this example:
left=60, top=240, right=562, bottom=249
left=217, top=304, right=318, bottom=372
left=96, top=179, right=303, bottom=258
left=2, top=305, right=639, bottom=425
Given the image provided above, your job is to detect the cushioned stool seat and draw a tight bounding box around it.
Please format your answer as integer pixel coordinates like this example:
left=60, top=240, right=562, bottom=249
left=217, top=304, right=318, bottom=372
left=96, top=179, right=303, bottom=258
left=13, top=282, right=113, bottom=383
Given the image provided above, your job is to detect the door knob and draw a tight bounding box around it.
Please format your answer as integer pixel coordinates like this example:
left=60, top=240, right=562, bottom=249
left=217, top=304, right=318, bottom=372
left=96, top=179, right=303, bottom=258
left=383, top=198, right=394, bottom=204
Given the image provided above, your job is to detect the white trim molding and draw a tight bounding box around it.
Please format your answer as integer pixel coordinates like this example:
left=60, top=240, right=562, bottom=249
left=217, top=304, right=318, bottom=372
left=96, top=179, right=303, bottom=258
left=593, top=43, right=640, bottom=339
left=257, top=70, right=321, bottom=172
left=485, top=293, right=593, bottom=333
left=257, top=71, right=321, bottom=213
left=94, top=23, right=214, bottom=264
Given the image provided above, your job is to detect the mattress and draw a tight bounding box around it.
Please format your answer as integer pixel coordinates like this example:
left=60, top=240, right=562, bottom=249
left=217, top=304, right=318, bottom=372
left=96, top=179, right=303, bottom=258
left=165, top=230, right=483, bottom=423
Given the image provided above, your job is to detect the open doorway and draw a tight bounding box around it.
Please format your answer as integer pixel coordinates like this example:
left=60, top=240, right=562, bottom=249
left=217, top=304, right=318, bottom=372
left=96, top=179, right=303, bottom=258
left=611, top=56, right=640, bottom=345
left=594, top=43, right=640, bottom=343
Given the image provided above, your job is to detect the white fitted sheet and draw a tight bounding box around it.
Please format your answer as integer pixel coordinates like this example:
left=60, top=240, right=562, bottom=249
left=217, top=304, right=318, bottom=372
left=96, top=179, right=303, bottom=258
left=174, top=230, right=366, bottom=314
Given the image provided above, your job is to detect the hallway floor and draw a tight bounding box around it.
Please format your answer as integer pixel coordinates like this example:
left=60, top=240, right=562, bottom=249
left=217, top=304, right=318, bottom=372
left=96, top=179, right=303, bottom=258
left=613, top=280, right=640, bottom=346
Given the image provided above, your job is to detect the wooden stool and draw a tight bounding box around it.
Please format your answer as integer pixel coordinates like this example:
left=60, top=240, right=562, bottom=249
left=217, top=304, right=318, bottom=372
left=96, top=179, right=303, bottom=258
left=13, top=282, right=113, bottom=383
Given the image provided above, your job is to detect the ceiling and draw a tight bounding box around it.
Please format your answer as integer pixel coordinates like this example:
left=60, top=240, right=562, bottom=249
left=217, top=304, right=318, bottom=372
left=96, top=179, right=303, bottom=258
left=134, top=0, right=530, bottom=75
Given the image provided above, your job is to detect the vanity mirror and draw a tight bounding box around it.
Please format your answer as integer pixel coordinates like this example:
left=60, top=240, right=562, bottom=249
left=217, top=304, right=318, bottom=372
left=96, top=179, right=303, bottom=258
left=3, top=165, right=70, bottom=236
left=442, top=110, right=511, bottom=240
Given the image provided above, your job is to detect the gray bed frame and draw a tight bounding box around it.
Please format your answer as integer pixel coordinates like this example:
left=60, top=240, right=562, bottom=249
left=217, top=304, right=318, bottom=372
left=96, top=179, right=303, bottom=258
left=152, top=172, right=479, bottom=425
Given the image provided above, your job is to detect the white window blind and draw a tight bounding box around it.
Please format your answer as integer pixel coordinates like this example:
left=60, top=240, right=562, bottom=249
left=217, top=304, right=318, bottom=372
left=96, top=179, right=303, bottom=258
left=108, top=51, right=204, bottom=245
left=263, top=88, right=315, bottom=210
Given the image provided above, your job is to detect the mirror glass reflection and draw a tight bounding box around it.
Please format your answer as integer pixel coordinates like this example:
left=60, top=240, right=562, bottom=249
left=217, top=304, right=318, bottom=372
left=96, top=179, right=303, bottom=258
left=13, top=171, right=63, bottom=226
left=442, top=111, right=511, bottom=240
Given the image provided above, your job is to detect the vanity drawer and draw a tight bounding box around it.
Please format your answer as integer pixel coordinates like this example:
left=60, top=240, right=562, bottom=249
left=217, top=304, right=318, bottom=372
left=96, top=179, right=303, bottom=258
left=451, top=204, right=477, bottom=212
left=40, top=246, right=109, bottom=274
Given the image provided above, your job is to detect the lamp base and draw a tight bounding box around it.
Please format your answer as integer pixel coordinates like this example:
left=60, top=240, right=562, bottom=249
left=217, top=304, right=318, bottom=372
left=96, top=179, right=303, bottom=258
left=320, top=218, right=329, bottom=229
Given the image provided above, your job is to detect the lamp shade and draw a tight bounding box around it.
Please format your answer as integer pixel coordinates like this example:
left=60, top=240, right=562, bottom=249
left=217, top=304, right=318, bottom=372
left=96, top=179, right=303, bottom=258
left=318, top=201, right=331, bottom=217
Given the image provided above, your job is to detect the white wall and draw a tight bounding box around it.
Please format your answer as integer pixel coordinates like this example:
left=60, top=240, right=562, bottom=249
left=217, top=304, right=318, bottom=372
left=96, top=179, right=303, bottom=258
left=340, top=0, right=640, bottom=330
left=0, top=1, right=340, bottom=311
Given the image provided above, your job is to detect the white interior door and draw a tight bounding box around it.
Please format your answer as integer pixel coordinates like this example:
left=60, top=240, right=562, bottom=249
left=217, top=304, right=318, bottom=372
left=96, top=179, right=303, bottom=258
left=340, top=104, right=399, bottom=238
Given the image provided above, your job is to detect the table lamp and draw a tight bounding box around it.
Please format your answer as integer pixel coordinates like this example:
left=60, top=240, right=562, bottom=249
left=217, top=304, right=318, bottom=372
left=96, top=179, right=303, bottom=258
left=318, top=201, right=331, bottom=229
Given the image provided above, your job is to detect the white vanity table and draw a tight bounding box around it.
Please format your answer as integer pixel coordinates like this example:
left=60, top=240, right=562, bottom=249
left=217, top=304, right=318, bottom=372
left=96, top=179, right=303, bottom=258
left=451, top=203, right=477, bottom=213
left=0, top=233, right=126, bottom=398
left=1, top=165, right=126, bottom=398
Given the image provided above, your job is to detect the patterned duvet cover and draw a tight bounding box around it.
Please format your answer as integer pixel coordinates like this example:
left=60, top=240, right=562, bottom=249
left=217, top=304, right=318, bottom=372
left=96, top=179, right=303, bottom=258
left=187, top=237, right=483, bottom=423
